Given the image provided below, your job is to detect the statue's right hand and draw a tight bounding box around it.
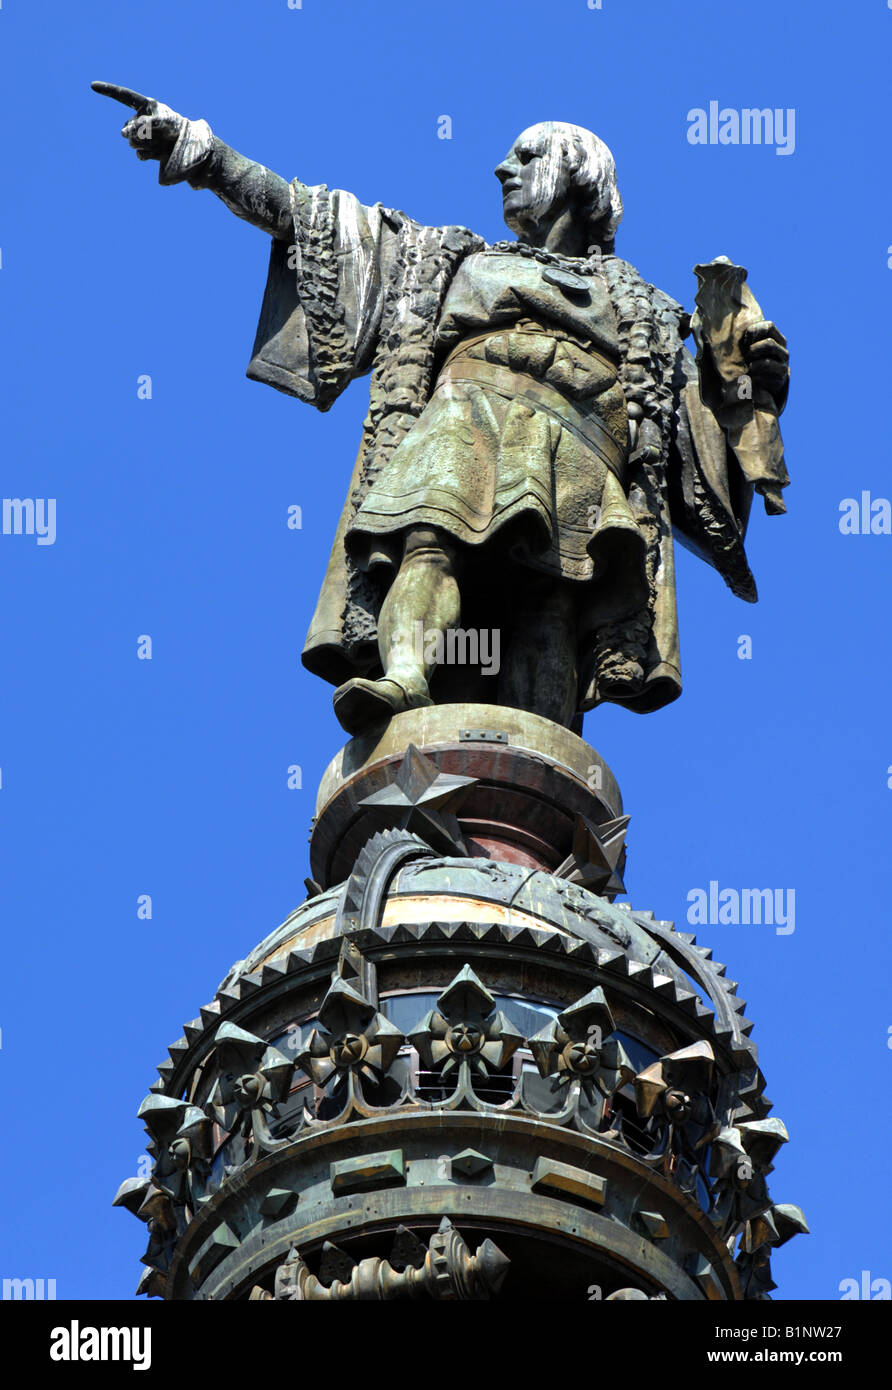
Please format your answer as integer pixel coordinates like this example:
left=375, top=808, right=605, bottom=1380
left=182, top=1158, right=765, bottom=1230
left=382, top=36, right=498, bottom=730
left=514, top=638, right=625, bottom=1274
left=91, top=81, right=185, bottom=163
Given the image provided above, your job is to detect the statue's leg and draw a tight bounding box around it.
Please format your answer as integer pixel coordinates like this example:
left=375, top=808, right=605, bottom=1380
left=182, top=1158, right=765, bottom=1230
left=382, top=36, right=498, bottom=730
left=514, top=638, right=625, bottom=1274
left=378, top=527, right=462, bottom=686
left=498, top=573, right=579, bottom=728
left=332, top=528, right=461, bottom=735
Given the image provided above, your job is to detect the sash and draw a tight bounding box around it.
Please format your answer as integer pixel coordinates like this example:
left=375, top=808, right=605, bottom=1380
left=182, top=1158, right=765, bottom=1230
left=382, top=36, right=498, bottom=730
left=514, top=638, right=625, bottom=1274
left=436, top=339, right=628, bottom=486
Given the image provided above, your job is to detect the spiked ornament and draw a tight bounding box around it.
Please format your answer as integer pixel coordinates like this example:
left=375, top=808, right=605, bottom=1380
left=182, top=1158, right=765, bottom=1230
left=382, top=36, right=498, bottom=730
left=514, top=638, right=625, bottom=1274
left=408, top=964, right=522, bottom=1083
left=358, top=744, right=477, bottom=854
left=295, top=974, right=403, bottom=1090
left=555, top=813, right=630, bottom=897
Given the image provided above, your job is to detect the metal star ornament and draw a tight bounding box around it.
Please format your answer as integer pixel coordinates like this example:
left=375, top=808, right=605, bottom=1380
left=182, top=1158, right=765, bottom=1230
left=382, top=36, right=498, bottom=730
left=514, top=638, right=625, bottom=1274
left=358, top=744, right=477, bottom=855
left=555, top=813, right=629, bottom=897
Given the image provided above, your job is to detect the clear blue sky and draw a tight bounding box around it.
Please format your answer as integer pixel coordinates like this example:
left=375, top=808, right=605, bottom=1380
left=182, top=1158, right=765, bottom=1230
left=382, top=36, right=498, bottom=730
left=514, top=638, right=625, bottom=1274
left=0, top=0, right=889, bottom=1300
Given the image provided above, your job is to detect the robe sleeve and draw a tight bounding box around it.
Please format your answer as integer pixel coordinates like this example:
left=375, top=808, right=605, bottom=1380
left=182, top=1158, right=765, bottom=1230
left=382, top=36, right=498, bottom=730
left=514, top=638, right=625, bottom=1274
left=246, top=181, right=402, bottom=410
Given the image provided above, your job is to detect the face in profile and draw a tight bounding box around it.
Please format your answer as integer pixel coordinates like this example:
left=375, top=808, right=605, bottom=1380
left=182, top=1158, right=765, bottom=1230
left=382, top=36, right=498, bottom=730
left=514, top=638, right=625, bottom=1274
left=495, top=124, right=575, bottom=238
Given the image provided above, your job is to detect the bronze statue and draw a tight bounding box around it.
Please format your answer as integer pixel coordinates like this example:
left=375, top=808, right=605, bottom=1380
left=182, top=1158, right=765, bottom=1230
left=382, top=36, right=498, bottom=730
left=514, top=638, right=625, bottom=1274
left=93, top=85, right=790, bottom=735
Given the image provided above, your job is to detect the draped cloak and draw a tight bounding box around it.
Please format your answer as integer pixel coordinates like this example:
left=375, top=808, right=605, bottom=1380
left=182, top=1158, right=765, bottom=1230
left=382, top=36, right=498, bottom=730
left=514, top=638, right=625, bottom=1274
left=245, top=180, right=772, bottom=716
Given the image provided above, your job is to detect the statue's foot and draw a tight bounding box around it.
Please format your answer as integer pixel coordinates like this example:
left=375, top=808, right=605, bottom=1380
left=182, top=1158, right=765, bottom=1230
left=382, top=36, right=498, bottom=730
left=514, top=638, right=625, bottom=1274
left=332, top=674, right=432, bottom=735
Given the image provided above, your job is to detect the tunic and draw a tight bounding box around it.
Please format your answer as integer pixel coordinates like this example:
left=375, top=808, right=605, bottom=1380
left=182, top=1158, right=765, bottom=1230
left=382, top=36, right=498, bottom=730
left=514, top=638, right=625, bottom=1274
left=345, top=250, right=648, bottom=626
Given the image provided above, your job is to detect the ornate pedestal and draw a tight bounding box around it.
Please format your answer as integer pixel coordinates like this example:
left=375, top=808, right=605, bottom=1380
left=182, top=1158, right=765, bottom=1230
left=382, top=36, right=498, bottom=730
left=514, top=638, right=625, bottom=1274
left=310, top=704, right=623, bottom=884
left=116, top=706, right=805, bottom=1300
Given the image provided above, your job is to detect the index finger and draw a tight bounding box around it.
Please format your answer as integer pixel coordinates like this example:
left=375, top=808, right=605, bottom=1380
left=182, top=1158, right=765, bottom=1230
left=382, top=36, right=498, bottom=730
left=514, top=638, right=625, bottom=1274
left=91, top=81, right=155, bottom=111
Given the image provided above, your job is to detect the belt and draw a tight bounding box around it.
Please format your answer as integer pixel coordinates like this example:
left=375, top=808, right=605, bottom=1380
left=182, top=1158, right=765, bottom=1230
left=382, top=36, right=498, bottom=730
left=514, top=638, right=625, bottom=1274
left=435, top=353, right=628, bottom=486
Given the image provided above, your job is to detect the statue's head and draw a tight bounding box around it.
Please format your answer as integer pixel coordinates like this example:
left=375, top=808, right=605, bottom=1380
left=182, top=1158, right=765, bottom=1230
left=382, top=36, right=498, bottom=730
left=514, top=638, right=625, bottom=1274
left=495, top=122, right=623, bottom=250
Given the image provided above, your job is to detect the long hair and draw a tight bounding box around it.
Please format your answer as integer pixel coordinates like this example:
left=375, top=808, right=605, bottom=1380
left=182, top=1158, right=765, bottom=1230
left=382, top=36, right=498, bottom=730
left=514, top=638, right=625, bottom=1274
left=516, top=122, right=624, bottom=250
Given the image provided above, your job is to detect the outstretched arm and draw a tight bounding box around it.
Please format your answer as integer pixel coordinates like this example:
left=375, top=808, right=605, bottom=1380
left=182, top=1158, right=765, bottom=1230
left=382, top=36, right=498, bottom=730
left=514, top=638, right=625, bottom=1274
left=92, top=82, right=293, bottom=240
left=93, top=82, right=438, bottom=414
left=187, top=141, right=293, bottom=240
